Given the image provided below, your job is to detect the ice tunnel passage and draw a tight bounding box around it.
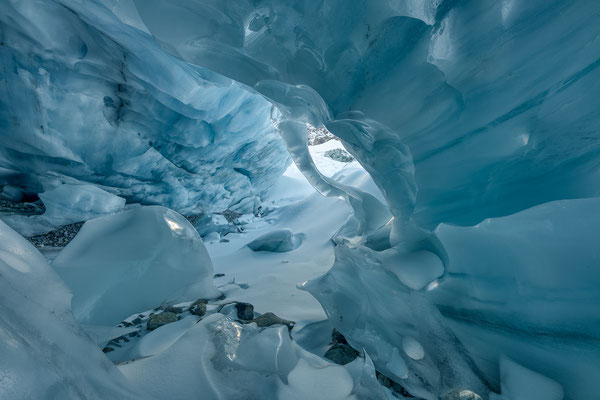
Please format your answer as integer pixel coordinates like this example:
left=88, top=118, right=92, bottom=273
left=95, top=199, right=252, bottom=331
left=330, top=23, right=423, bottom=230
left=1, top=0, right=600, bottom=399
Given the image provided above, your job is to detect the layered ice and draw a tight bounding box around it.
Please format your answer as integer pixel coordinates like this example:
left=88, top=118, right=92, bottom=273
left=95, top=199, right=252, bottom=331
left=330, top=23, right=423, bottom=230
left=52, top=206, right=220, bottom=326
left=0, top=0, right=290, bottom=215
left=0, top=220, right=143, bottom=399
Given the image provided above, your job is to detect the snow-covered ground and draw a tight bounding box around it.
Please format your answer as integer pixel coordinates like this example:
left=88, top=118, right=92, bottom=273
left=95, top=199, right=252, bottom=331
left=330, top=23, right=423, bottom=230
left=203, top=141, right=368, bottom=324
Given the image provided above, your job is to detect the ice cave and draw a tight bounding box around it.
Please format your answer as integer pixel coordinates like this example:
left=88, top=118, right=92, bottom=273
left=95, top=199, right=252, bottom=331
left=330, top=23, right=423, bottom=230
left=1, top=1, right=599, bottom=399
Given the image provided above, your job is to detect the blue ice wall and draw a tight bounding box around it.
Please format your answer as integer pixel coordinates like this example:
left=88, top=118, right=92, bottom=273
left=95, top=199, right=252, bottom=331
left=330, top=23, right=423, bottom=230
left=0, top=0, right=290, bottom=214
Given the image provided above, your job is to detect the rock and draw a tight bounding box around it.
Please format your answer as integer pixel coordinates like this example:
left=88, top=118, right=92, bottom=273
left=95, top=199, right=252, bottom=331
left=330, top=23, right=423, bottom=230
left=324, top=343, right=359, bottom=365
left=131, top=317, right=142, bottom=325
left=189, top=299, right=207, bottom=316
left=376, top=372, right=412, bottom=397
left=165, top=306, right=183, bottom=314
left=331, top=328, right=347, bottom=345
left=102, top=346, right=114, bottom=353
left=235, top=302, right=254, bottom=320
left=252, top=312, right=295, bottom=329
left=214, top=273, right=225, bottom=278
left=324, top=148, right=354, bottom=162
left=441, top=389, right=483, bottom=400
left=146, top=312, right=177, bottom=331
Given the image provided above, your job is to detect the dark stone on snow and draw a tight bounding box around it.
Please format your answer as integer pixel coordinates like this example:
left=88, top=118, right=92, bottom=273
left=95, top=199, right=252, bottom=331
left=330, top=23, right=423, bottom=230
left=214, top=273, right=225, bottom=278
left=132, top=317, right=142, bottom=325
left=235, top=302, right=254, bottom=320
left=189, top=299, right=207, bottom=316
left=331, top=328, right=348, bottom=345
left=102, top=346, right=114, bottom=353
left=147, top=312, right=177, bottom=330
left=252, top=312, right=295, bottom=329
left=324, top=343, right=359, bottom=365
left=166, top=306, right=183, bottom=314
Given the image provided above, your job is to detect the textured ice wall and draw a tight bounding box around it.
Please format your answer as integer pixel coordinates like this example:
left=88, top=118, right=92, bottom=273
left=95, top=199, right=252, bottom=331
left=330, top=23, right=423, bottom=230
left=0, top=0, right=290, bottom=214
left=106, top=1, right=600, bottom=398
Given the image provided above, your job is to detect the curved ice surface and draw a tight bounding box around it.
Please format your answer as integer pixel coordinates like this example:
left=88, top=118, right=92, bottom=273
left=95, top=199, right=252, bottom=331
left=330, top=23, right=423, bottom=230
left=52, top=206, right=220, bottom=325
left=0, top=220, right=144, bottom=399
left=119, top=313, right=387, bottom=400
left=0, top=0, right=290, bottom=214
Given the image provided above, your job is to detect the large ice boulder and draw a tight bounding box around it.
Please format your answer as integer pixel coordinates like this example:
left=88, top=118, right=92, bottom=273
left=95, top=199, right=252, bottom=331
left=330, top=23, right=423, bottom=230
left=0, top=220, right=143, bottom=399
left=52, top=206, right=220, bottom=326
left=40, top=183, right=126, bottom=221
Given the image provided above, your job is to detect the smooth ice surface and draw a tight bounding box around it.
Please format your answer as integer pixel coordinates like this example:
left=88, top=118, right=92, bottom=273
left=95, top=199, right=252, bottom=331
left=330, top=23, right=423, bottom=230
left=0, top=220, right=143, bottom=399
left=246, top=228, right=304, bottom=253
left=52, top=206, right=219, bottom=325
left=119, top=313, right=387, bottom=400
left=490, top=357, right=564, bottom=400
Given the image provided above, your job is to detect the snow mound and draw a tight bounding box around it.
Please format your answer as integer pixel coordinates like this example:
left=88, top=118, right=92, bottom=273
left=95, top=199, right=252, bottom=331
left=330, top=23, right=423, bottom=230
left=52, top=206, right=220, bottom=326
left=247, top=228, right=305, bottom=252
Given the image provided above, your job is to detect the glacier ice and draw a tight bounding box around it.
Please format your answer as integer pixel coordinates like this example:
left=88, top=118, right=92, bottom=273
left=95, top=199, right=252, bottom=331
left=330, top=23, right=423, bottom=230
left=118, top=312, right=387, bottom=400
left=2, top=183, right=127, bottom=236
left=39, top=183, right=126, bottom=221
left=0, top=220, right=143, bottom=399
left=0, top=0, right=290, bottom=215
left=52, top=206, right=220, bottom=326
left=2, top=0, right=600, bottom=399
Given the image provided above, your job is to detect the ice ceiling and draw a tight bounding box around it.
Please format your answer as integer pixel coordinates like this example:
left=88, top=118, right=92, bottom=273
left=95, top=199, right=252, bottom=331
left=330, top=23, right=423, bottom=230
left=1, top=0, right=600, bottom=399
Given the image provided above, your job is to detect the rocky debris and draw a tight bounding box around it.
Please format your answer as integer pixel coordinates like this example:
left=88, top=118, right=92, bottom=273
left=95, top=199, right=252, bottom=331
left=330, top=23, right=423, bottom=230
left=324, top=148, right=354, bottom=162
left=331, top=328, right=347, bottom=345
left=307, top=125, right=337, bottom=145
left=165, top=305, right=183, bottom=314
left=26, top=222, right=84, bottom=248
left=214, top=273, right=225, bottom=278
left=441, top=389, right=483, bottom=400
left=131, top=317, right=142, bottom=325
left=376, top=372, right=413, bottom=397
left=234, top=302, right=254, bottom=320
left=222, top=209, right=242, bottom=223
left=147, top=312, right=177, bottom=331
left=189, top=299, right=207, bottom=317
left=252, top=312, right=295, bottom=329
left=324, top=328, right=359, bottom=365
left=184, top=214, right=203, bottom=226
left=0, top=197, right=45, bottom=214
left=102, top=346, right=114, bottom=353
left=324, top=343, right=359, bottom=365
